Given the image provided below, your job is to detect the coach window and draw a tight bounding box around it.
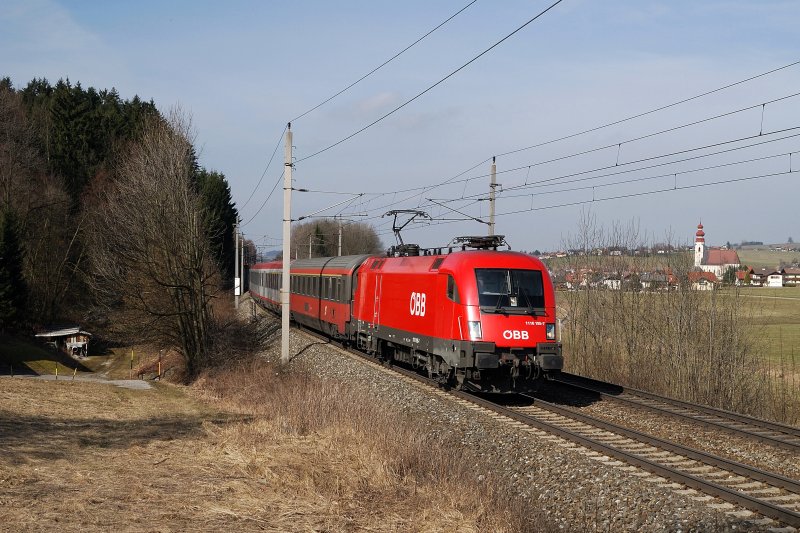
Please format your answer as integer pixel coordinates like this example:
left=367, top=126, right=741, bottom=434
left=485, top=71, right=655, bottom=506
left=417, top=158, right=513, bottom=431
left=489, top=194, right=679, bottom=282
left=447, top=275, right=461, bottom=303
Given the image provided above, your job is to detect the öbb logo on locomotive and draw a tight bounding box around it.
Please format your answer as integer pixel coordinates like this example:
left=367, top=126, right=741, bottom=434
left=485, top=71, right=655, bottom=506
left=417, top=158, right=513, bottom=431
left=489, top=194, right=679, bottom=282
left=502, top=330, right=530, bottom=340
left=409, top=291, right=427, bottom=317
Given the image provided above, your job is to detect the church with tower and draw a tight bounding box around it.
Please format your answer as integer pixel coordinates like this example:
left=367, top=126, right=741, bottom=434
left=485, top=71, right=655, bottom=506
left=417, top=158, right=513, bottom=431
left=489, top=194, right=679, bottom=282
left=694, top=222, right=741, bottom=277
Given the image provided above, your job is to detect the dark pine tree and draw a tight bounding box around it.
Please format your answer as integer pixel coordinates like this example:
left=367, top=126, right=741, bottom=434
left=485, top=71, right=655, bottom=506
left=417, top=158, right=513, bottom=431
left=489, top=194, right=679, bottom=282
left=194, top=169, right=238, bottom=283
left=0, top=209, right=28, bottom=330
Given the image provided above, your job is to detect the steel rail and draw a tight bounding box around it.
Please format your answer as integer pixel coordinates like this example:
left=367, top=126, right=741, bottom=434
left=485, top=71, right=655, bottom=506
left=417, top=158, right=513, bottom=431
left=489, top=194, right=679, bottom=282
left=551, top=374, right=800, bottom=451
left=557, top=372, right=800, bottom=442
left=517, top=394, right=800, bottom=495
left=497, top=394, right=800, bottom=528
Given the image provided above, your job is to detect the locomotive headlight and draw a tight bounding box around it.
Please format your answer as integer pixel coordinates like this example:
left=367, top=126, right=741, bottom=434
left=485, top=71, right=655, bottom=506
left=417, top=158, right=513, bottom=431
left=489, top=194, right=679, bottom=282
left=546, top=323, right=556, bottom=340
left=468, top=321, right=482, bottom=340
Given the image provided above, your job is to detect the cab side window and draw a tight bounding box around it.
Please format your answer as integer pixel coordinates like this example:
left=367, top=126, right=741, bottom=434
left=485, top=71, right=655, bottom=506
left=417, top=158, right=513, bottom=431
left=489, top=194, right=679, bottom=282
left=446, top=275, right=460, bottom=303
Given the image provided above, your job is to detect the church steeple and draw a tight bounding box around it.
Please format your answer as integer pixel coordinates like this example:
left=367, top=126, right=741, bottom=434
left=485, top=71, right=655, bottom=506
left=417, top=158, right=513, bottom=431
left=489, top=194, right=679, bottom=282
left=694, top=222, right=706, bottom=267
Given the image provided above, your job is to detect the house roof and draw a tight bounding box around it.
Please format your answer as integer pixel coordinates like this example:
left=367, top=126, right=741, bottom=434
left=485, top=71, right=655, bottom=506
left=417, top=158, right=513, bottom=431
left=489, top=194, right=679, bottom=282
left=35, top=327, right=93, bottom=338
left=705, top=248, right=740, bottom=266
left=688, top=271, right=719, bottom=283
left=782, top=267, right=800, bottom=275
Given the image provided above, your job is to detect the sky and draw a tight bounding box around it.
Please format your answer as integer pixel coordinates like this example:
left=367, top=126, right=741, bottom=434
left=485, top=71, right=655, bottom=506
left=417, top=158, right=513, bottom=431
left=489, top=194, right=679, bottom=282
left=2, top=0, right=799, bottom=253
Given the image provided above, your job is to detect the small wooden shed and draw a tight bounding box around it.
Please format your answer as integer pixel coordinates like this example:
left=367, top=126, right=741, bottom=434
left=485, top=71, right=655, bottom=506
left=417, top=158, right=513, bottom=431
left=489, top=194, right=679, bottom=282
left=35, top=326, right=93, bottom=357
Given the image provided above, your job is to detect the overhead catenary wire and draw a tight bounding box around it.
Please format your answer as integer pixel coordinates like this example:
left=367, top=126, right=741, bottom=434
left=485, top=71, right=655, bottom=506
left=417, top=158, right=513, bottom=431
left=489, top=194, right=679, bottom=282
left=250, top=50, right=800, bottom=244
left=370, top=166, right=798, bottom=241
left=239, top=2, right=481, bottom=229
left=320, top=99, right=800, bottom=223
left=242, top=169, right=284, bottom=227
left=365, top=91, right=800, bottom=205
left=290, top=0, right=479, bottom=122
left=338, top=122, right=800, bottom=223
left=325, top=59, right=800, bottom=217
left=494, top=59, right=800, bottom=160
left=483, top=150, right=797, bottom=202
left=426, top=127, right=800, bottom=203
left=494, top=168, right=799, bottom=217
left=295, top=0, right=565, bottom=164
left=240, top=125, right=287, bottom=211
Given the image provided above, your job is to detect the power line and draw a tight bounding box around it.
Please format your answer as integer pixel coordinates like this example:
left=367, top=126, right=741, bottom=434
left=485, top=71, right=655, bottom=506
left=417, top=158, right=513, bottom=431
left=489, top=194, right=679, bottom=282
left=414, top=91, right=800, bottom=195
left=495, top=169, right=798, bottom=217
left=240, top=1, right=483, bottom=229
left=374, top=166, right=798, bottom=240
left=328, top=59, right=800, bottom=215
left=242, top=169, right=284, bottom=227
left=490, top=150, right=796, bottom=201
left=240, top=125, right=287, bottom=211
left=290, top=0, right=479, bottom=122
left=322, top=124, right=800, bottom=226
left=434, top=127, right=800, bottom=202
left=494, top=59, right=800, bottom=160
left=295, top=0, right=565, bottom=164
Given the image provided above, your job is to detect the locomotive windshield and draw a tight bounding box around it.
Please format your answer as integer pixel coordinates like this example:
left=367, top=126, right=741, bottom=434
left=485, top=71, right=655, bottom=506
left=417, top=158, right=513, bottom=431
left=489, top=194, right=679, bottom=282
left=475, top=268, right=545, bottom=314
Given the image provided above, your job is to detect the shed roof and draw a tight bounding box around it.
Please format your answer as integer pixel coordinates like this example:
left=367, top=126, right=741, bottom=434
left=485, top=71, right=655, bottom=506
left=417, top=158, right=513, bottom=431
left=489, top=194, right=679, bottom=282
left=35, top=327, right=93, bottom=338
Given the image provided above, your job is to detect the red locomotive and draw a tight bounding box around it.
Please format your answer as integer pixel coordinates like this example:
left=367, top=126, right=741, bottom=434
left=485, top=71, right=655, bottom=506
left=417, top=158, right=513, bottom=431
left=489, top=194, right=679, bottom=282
left=249, top=236, right=562, bottom=393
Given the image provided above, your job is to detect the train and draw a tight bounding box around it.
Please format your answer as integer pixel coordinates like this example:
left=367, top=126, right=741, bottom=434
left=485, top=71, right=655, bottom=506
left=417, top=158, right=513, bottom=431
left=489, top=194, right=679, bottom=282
left=248, top=236, right=562, bottom=393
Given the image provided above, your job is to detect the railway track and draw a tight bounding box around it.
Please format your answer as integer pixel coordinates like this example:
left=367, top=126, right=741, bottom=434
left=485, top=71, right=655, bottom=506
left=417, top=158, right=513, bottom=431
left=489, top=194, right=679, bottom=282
left=289, top=324, right=800, bottom=528
left=553, top=372, right=800, bottom=452
left=505, top=394, right=800, bottom=528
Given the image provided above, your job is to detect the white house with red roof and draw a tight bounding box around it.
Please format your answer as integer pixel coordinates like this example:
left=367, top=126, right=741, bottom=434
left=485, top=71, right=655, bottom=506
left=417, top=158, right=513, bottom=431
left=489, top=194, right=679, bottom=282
left=693, top=222, right=740, bottom=278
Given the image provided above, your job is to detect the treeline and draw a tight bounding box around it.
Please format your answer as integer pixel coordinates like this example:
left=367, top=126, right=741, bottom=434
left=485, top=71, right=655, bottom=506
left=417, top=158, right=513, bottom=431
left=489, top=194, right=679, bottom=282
left=289, top=219, right=383, bottom=259
left=0, top=77, right=237, bottom=368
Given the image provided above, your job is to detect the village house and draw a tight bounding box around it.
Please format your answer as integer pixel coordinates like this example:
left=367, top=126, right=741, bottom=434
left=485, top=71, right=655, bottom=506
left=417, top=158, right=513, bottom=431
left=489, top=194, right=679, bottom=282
left=782, top=267, right=800, bottom=286
left=688, top=271, right=719, bottom=291
left=748, top=267, right=784, bottom=287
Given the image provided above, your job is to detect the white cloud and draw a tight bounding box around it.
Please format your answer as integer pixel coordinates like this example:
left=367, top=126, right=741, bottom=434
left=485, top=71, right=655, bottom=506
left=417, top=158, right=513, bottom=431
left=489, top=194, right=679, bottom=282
left=0, top=0, right=122, bottom=87
left=356, top=91, right=399, bottom=114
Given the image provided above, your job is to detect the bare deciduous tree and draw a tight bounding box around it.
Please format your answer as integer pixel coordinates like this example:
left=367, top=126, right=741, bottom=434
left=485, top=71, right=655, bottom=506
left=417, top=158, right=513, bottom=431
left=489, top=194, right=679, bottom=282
left=88, top=108, right=217, bottom=378
left=290, top=219, right=383, bottom=259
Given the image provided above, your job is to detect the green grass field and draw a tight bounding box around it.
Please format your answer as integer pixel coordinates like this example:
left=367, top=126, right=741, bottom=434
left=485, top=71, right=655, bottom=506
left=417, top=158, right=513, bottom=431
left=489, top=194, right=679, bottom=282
left=738, top=287, right=800, bottom=364
left=737, top=249, right=800, bottom=269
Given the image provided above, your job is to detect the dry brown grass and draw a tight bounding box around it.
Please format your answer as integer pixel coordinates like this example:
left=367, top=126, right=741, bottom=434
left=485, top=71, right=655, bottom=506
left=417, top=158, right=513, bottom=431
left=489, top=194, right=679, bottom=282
left=192, top=358, right=542, bottom=532
left=0, top=361, right=550, bottom=532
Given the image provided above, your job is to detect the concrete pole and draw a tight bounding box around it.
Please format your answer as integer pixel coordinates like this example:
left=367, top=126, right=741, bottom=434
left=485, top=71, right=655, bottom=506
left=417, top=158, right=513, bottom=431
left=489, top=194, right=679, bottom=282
left=309, top=233, right=313, bottom=258
left=338, top=219, right=342, bottom=257
left=241, top=232, right=245, bottom=295
left=489, top=156, right=497, bottom=236
left=281, top=124, right=293, bottom=364
left=234, top=219, right=239, bottom=309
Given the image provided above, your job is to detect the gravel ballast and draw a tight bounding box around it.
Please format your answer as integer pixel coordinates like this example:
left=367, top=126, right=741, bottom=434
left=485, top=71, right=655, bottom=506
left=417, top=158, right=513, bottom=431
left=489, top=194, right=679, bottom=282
left=250, top=305, right=794, bottom=532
